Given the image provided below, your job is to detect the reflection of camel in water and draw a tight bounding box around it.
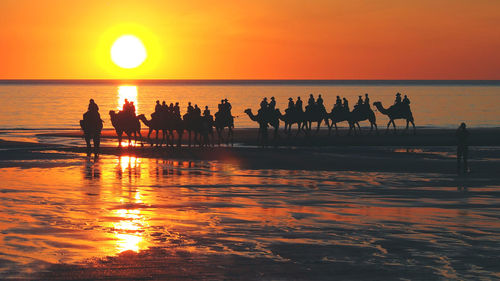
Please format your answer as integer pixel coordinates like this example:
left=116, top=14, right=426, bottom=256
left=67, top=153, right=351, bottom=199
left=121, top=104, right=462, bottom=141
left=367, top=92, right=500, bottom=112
left=244, top=108, right=279, bottom=145
left=329, top=105, right=377, bottom=135
left=373, top=102, right=415, bottom=134
left=138, top=114, right=166, bottom=146
left=109, top=110, right=143, bottom=147
left=80, top=112, right=103, bottom=156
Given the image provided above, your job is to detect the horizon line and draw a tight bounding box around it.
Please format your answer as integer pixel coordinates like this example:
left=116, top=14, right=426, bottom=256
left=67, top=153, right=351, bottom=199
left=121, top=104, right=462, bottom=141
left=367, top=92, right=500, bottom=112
left=0, top=79, right=499, bottom=86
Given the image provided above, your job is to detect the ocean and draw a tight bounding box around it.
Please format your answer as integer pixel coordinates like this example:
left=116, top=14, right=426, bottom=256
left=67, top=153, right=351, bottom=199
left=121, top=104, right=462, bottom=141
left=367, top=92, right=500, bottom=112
left=0, top=80, right=499, bottom=130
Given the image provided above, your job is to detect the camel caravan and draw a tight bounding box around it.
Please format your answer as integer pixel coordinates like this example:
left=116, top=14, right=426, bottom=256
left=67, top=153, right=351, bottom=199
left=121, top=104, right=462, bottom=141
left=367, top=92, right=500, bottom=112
left=80, top=98, right=234, bottom=156
left=245, top=92, right=415, bottom=145
left=80, top=92, right=415, bottom=155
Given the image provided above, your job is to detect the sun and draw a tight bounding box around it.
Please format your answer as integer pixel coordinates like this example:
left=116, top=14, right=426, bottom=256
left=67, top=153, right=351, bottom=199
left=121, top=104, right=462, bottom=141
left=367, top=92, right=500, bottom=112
left=111, top=35, right=147, bottom=69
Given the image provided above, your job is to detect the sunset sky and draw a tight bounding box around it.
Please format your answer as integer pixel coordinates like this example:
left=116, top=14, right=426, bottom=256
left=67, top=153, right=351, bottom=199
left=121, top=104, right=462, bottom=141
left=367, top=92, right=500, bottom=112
left=0, top=0, right=499, bottom=79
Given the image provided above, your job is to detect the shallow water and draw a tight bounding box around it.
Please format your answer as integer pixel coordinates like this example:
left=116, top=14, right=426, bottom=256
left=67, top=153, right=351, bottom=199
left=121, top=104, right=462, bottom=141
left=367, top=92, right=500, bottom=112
left=0, top=152, right=499, bottom=279
left=0, top=82, right=499, bottom=129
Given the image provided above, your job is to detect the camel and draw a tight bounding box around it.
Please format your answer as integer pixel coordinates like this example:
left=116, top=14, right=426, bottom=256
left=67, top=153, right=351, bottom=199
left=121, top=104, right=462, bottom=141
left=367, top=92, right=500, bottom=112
left=138, top=114, right=166, bottom=147
left=244, top=108, right=279, bottom=145
left=327, top=108, right=350, bottom=135
left=346, top=105, right=378, bottom=135
left=373, top=102, right=415, bottom=134
left=214, top=113, right=233, bottom=146
left=80, top=111, right=103, bottom=157
left=303, top=105, right=330, bottom=134
left=276, top=109, right=303, bottom=136
left=182, top=113, right=203, bottom=147
left=109, top=110, right=143, bottom=147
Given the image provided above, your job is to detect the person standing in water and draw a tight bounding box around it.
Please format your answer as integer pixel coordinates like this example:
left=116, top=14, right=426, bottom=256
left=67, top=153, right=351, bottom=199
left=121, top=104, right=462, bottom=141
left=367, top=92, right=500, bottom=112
left=456, top=122, right=470, bottom=175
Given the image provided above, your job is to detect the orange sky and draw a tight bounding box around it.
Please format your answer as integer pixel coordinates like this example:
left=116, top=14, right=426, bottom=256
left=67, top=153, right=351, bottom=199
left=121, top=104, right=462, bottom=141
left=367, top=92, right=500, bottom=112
left=0, top=0, right=499, bottom=79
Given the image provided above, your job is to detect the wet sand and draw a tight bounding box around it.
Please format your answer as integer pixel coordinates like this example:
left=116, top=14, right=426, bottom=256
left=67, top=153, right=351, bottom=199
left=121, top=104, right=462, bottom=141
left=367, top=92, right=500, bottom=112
left=0, top=133, right=499, bottom=280
left=37, top=127, right=500, bottom=146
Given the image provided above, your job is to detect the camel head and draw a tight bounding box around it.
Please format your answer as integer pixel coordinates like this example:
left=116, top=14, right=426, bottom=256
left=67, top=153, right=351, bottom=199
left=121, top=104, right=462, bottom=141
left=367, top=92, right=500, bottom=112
left=109, top=110, right=116, bottom=117
left=244, top=108, right=252, bottom=114
left=137, top=114, right=145, bottom=119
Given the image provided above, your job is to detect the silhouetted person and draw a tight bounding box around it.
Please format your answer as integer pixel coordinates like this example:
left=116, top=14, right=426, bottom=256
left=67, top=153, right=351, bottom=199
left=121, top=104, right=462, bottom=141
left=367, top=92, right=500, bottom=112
left=260, top=97, right=268, bottom=110
left=187, top=102, right=194, bottom=114
left=203, top=106, right=211, bottom=117
left=123, top=99, right=130, bottom=112
left=356, top=95, right=363, bottom=107
left=364, top=93, right=370, bottom=105
left=169, top=103, right=174, bottom=112
left=296, top=96, right=303, bottom=111
left=88, top=99, right=99, bottom=113
left=224, top=98, right=232, bottom=112
left=335, top=96, right=342, bottom=109
left=456, top=123, right=470, bottom=174
left=174, top=102, right=180, bottom=117
left=308, top=94, right=315, bottom=106
left=162, top=101, right=167, bottom=112
left=129, top=102, right=136, bottom=116
left=153, top=100, right=160, bottom=113
left=403, top=95, right=410, bottom=105
left=288, top=98, right=294, bottom=110
left=343, top=97, right=349, bottom=112
left=269, top=97, right=276, bottom=110
left=317, top=94, right=324, bottom=106
left=194, top=104, right=201, bottom=117
left=218, top=99, right=224, bottom=112
left=395, top=93, right=402, bottom=105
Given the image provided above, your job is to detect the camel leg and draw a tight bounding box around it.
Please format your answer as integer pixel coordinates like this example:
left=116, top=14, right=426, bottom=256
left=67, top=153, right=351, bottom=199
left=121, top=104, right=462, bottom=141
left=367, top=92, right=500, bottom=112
left=177, top=131, right=183, bottom=147
left=348, top=123, right=353, bottom=136
left=411, top=120, right=416, bottom=135
left=315, top=120, right=322, bottom=135
left=137, top=130, right=144, bottom=147
left=147, top=129, right=153, bottom=146
left=93, top=135, right=100, bottom=157
left=385, top=120, right=391, bottom=134
left=84, top=135, right=92, bottom=157
left=373, top=122, right=378, bottom=135
left=323, top=119, right=330, bottom=135
left=217, top=128, right=222, bottom=146
left=392, top=120, right=397, bottom=134
left=334, top=123, right=339, bottom=136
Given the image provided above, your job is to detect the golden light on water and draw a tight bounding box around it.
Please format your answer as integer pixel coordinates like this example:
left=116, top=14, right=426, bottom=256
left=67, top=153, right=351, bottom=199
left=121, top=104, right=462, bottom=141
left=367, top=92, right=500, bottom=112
left=118, top=155, right=141, bottom=172
left=117, top=85, right=138, bottom=112
left=113, top=209, right=147, bottom=253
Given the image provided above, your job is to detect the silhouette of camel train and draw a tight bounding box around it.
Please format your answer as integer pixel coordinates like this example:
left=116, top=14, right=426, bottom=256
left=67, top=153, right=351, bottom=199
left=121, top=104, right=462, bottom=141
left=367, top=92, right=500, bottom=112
left=80, top=93, right=415, bottom=154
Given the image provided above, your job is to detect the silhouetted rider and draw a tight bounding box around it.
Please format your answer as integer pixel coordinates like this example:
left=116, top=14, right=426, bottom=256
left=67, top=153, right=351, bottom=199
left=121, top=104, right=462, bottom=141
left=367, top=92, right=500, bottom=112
left=288, top=98, right=294, bottom=110
left=88, top=99, right=99, bottom=113
left=364, top=93, right=370, bottom=105
left=343, top=98, right=349, bottom=112
left=296, top=96, right=303, bottom=111
left=403, top=95, right=410, bottom=105
left=269, top=97, right=276, bottom=110
left=395, top=93, right=402, bottom=105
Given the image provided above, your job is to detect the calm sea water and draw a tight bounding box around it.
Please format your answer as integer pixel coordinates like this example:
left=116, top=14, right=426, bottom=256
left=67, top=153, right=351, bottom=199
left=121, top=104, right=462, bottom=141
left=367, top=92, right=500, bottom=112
left=0, top=152, right=499, bottom=279
left=0, top=81, right=499, bottom=129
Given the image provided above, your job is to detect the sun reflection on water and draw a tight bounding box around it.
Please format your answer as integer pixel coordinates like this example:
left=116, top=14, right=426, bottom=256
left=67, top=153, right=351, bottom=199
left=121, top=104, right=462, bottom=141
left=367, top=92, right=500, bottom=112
left=113, top=208, right=148, bottom=253
left=117, top=85, right=138, bottom=112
